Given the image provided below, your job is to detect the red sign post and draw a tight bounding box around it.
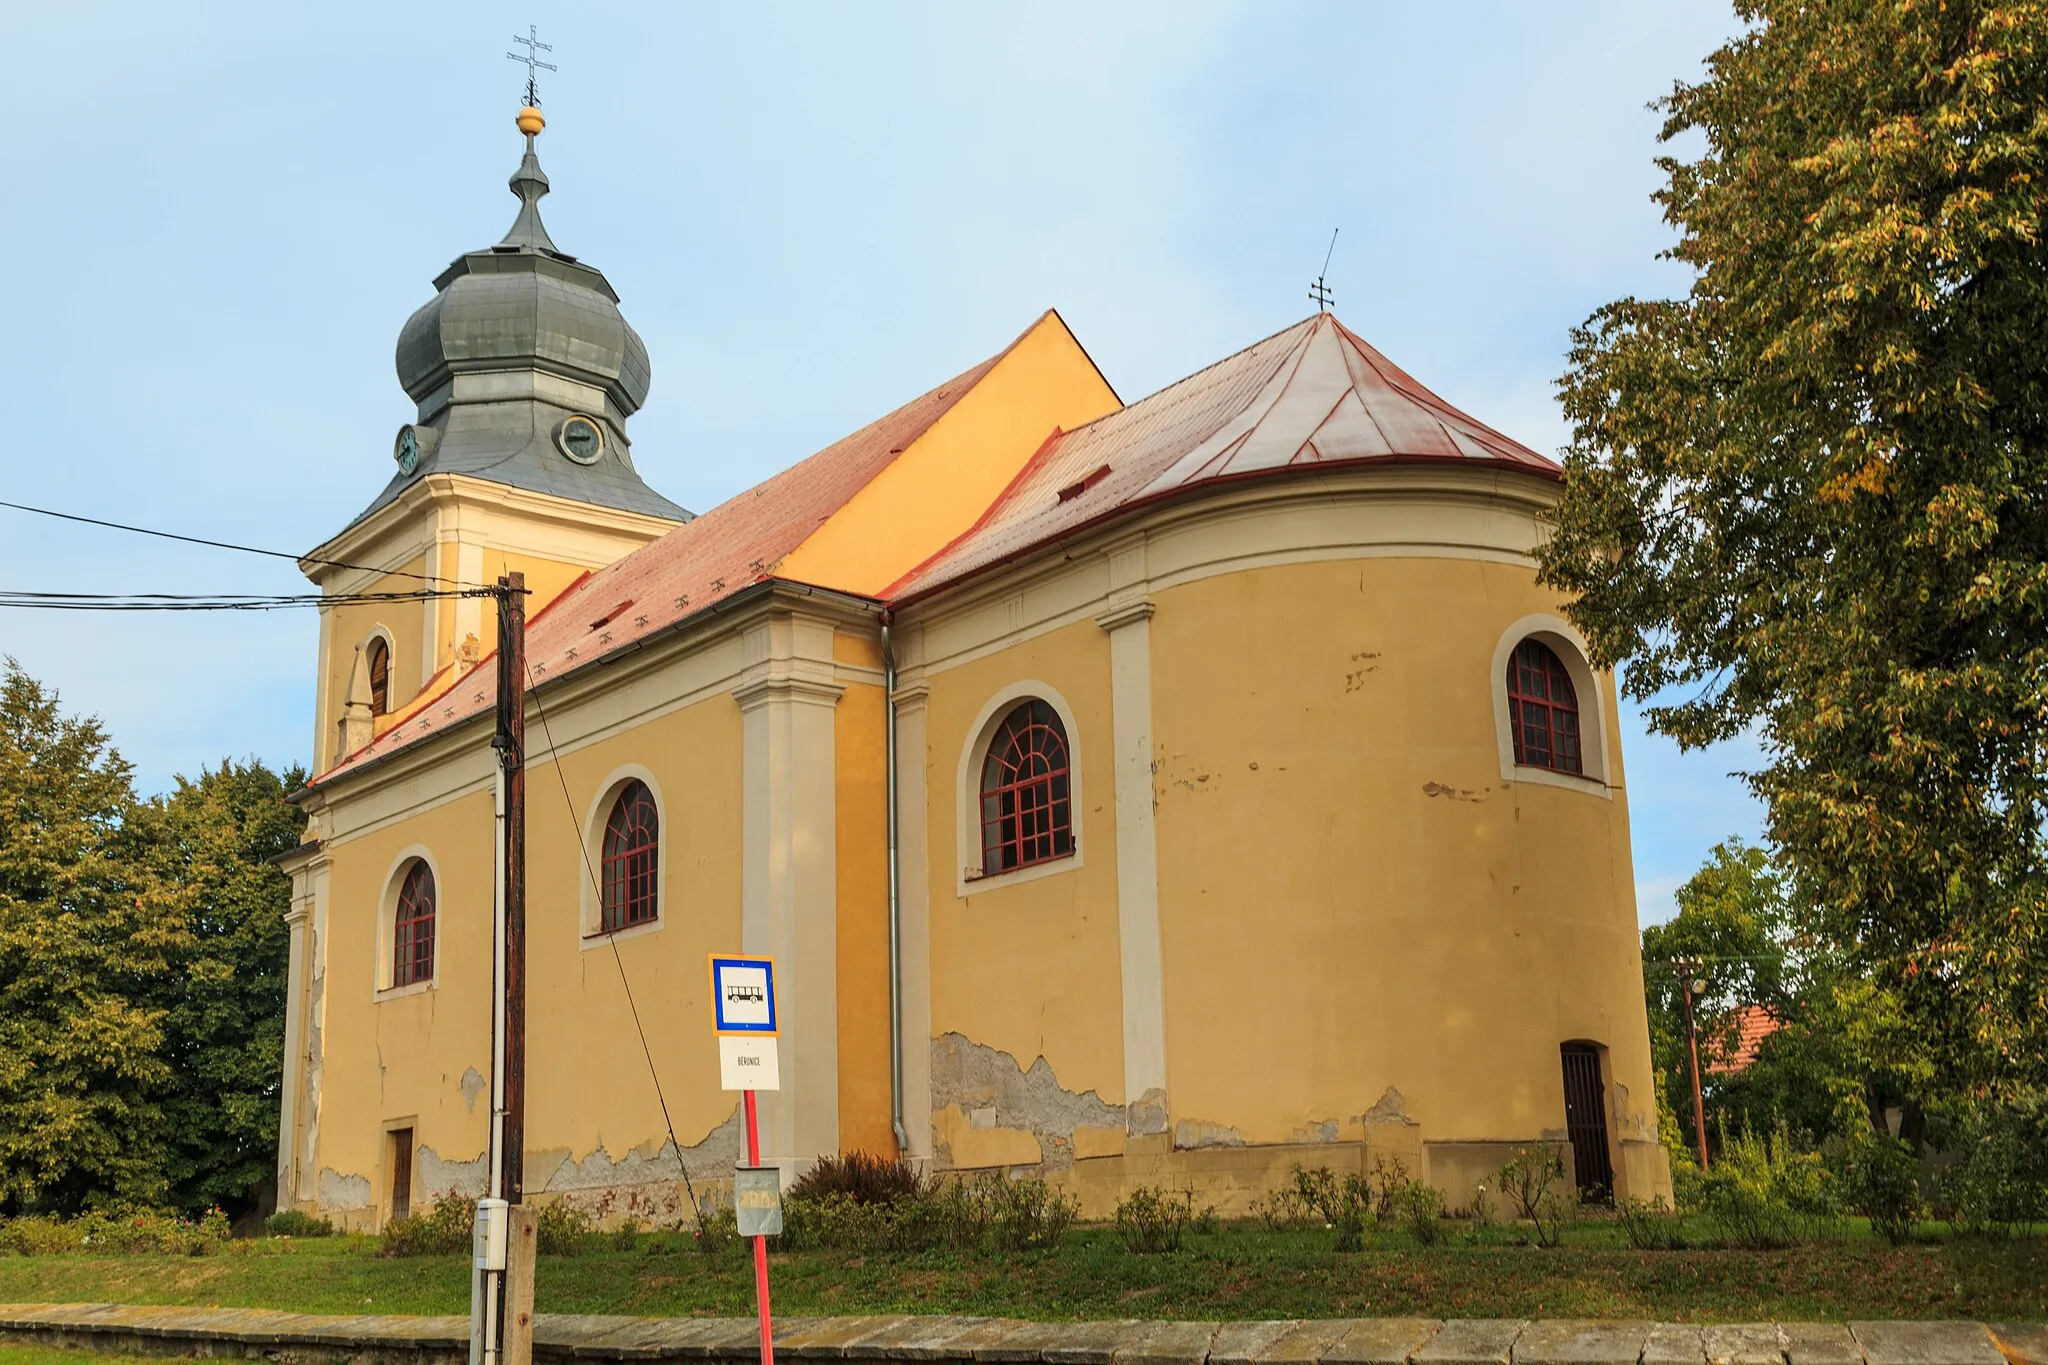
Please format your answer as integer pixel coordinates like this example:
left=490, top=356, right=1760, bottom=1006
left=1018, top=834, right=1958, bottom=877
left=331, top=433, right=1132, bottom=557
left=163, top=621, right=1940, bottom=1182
left=710, top=955, right=782, bottom=1365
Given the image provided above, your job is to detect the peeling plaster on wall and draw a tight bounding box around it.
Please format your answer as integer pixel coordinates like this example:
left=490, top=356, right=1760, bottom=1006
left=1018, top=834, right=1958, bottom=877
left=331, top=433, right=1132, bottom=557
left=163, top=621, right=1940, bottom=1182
left=1611, top=1081, right=1654, bottom=1141
left=1173, top=1117, right=1245, bottom=1150
left=529, top=1107, right=745, bottom=1222
left=1421, top=781, right=1486, bottom=802
left=1127, top=1088, right=1169, bottom=1138
left=931, top=1033, right=1123, bottom=1171
left=415, top=1144, right=486, bottom=1202
left=299, top=941, right=325, bottom=1205
left=1357, top=1087, right=1419, bottom=1128
left=317, top=1167, right=371, bottom=1211
left=460, top=1067, right=485, bottom=1113
left=1289, top=1118, right=1342, bottom=1144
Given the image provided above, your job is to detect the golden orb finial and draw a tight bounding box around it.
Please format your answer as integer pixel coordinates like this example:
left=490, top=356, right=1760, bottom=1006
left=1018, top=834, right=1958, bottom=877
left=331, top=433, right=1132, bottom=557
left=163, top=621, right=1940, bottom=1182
left=516, top=106, right=545, bottom=136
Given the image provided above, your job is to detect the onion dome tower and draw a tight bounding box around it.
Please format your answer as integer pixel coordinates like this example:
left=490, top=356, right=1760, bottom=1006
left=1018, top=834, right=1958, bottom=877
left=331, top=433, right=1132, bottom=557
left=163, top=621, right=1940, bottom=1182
left=358, top=105, right=688, bottom=525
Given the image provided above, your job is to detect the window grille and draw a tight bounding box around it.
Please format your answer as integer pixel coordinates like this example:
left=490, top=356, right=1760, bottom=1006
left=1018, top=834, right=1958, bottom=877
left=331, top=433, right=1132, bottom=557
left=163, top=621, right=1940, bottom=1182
left=600, top=780, right=659, bottom=932
left=392, top=861, right=435, bottom=988
left=979, top=700, right=1074, bottom=875
left=1507, top=640, right=1583, bottom=775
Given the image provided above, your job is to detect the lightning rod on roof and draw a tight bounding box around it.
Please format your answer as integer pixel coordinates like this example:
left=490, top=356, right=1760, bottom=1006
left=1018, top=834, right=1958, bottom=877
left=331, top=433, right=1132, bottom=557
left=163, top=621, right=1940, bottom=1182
left=1309, top=227, right=1338, bottom=313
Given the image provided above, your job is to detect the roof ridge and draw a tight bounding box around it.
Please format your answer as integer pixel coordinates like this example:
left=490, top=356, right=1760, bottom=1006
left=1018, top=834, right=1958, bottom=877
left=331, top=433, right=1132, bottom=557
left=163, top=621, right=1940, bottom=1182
left=1330, top=316, right=1550, bottom=465
left=1053, top=313, right=1324, bottom=443
left=881, top=424, right=1069, bottom=600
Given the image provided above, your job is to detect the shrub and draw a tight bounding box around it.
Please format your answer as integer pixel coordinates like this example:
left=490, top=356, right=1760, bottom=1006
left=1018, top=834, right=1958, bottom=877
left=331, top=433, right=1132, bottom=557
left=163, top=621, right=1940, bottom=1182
left=265, top=1209, right=334, bottom=1238
left=692, top=1199, right=740, bottom=1255
left=1496, top=1146, right=1566, bottom=1221
left=1248, top=1187, right=1312, bottom=1232
left=1291, top=1164, right=1372, bottom=1251
left=1840, top=1132, right=1924, bottom=1244
left=1531, top=1186, right=1577, bottom=1248
left=1935, top=1097, right=2047, bottom=1238
left=984, top=1173, right=1077, bottom=1251
left=1368, top=1156, right=1411, bottom=1224
left=380, top=1194, right=476, bottom=1257
left=1694, top=1125, right=1838, bottom=1249
left=536, top=1200, right=594, bottom=1255
left=1114, top=1186, right=1205, bottom=1254
left=0, top=1208, right=231, bottom=1257
left=1616, top=1195, right=1688, bottom=1250
left=788, top=1150, right=928, bottom=1205
left=1394, top=1179, right=1445, bottom=1245
left=1465, top=1182, right=1496, bottom=1227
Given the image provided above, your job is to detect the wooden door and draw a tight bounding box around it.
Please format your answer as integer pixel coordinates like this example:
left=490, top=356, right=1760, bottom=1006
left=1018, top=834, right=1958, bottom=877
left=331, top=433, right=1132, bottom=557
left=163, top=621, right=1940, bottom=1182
left=390, top=1127, right=414, bottom=1220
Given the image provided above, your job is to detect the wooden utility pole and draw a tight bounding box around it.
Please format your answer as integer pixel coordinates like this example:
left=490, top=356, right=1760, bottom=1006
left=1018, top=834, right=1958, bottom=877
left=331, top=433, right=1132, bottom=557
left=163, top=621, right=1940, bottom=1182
left=1677, top=962, right=1710, bottom=1171
left=477, top=573, right=534, bottom=1365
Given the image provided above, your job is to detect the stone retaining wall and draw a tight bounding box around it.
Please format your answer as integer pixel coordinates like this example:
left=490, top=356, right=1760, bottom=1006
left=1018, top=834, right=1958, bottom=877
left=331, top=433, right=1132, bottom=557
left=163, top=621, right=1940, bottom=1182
left=0, top=1305, right=2039, bottom=1365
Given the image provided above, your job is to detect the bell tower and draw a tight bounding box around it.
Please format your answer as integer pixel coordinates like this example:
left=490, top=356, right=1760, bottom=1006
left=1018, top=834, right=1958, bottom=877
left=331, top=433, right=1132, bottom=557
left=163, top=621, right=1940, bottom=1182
left=304, top=103, right=690, bottom=772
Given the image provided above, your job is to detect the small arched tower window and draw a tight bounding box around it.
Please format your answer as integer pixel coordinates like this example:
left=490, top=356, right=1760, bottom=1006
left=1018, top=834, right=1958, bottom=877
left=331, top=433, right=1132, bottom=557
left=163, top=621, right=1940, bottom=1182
left=367, top=637, right=391, bottom=716
left=1507, top=639, right=1583, bottom=775
left=392, top=861, right=436, bottom=988
left=600, top=780, right=660, bottom=932
left=979, top=700, right=1074, bottom=875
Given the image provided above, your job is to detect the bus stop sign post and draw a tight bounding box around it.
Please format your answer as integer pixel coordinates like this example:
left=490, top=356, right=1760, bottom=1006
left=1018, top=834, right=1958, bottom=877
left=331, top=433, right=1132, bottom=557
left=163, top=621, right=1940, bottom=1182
left=710, top=955, right=781, bottom=1365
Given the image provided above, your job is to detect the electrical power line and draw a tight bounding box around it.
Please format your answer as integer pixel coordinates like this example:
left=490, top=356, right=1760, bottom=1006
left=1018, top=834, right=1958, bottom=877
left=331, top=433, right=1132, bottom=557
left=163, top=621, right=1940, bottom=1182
left=0, top=499, right=482, bottom=588
left=0, top=588, right=495, bottom=612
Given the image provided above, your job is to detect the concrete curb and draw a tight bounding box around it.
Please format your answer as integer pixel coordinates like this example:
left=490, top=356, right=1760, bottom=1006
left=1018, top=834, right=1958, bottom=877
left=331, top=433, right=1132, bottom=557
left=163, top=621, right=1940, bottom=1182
left=0, top=1306, right=2035, bottom=1365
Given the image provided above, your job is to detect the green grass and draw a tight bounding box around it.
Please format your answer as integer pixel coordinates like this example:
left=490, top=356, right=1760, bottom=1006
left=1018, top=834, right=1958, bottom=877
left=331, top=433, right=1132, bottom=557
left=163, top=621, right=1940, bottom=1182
left=0, top=1223, right=2042, bottom=1323
left=0, top=1348, right=158, bottom=1365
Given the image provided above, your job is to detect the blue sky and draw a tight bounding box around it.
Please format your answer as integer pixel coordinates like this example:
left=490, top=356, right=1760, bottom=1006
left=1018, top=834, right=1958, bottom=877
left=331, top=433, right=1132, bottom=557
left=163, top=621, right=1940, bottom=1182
left=1, top=2, right=1762, bottom=922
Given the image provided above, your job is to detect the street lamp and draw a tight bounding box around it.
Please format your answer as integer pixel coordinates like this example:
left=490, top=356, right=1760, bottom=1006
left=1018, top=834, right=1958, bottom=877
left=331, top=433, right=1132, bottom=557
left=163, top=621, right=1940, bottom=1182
left=1676, top=963, right=1710, bottom=1171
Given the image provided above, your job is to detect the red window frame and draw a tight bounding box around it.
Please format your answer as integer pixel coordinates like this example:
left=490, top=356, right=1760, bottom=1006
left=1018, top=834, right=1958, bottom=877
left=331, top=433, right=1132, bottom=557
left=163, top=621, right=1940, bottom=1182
left=600, top=780, right=660, bottom=932
left=1507, top=639, right=1584, bottom=775
left=979, top=700, right=1074, bottom=876
left=392, top=861, right=435, bottom=987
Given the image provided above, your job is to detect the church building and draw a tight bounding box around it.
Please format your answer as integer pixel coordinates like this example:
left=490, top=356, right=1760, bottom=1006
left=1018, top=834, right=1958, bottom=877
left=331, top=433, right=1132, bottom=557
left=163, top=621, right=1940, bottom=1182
left=276, top=106, right=1671, bottom=1227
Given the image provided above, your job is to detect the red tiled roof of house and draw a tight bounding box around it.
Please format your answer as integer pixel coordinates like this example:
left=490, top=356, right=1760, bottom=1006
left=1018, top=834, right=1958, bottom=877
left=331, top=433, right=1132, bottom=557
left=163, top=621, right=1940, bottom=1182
left=887, top=311, right=1556, bottom=600
left=1708, top=1004, right=1785, bottom=1074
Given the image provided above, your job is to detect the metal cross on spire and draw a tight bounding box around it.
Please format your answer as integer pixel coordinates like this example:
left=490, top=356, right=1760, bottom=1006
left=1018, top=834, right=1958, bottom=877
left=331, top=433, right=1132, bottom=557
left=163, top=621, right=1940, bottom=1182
left=507, top=25, right=557, bottom=107
left=1309, top=227, right=1339, bottom=313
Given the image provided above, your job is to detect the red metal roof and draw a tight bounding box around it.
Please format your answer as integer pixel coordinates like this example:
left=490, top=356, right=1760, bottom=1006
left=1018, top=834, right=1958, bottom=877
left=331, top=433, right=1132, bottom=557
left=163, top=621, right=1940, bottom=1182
left=888, top=311, right=1555, bottom=599
left=312, top=310, right=1554, bottom=787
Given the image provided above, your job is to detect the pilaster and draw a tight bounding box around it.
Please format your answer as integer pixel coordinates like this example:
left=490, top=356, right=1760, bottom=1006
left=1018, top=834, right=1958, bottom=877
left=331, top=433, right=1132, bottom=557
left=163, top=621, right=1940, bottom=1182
left=734, top=611, right=845, bottom=1179
left=1098, top=535, right=1168, bottom=1132
left=276, top=837, right=330, bottom=1208
left=891, top=668, right=934, bottom=1162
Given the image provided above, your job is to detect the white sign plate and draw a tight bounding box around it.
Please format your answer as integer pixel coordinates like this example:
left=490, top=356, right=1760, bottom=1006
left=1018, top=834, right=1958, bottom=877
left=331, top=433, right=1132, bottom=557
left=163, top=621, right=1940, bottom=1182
left=718, top=1034, right=781, bottom=1091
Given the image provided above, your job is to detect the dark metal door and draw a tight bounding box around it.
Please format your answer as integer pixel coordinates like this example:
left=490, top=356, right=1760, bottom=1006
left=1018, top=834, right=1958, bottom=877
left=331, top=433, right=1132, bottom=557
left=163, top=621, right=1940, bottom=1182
left=1560, top=1044, right=1613, bottom=1198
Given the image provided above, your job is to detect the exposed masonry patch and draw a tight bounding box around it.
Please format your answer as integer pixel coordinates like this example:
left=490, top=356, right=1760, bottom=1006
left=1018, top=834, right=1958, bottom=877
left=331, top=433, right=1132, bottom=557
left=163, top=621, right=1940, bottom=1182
left=530, top=1107, right=745, bottom=1221
left=1127, top=1087, right=1169, bottom=1139
left=1289, top=1118, right=1342, bottom=1145
left=1173, top=1118, right=1245, bottom=1150
left=415, top=1145, right=485, bottom=1202
left=316, top=1167, right=370, bottom=1211
left=931, top=1033, right=1122, bottom=1171
left=1421, top=781, right=1486, bottom=802
left=1357, top=1087, right=1421, bottom=1129
left=460, top=1067, right=485, bottom=1113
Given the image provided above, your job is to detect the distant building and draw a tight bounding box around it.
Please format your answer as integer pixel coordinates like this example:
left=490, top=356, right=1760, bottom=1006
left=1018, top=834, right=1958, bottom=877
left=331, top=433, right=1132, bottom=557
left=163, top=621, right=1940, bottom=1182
left=275, top=106, right=1672, bottom=1227
left=1707, top=1005, right=1785, bottom=1075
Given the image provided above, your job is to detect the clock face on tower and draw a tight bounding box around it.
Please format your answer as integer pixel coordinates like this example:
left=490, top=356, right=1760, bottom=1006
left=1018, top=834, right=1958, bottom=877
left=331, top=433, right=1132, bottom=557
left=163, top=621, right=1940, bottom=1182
left=556, top=415, right=605, bottom=465
left=393, top=425, right=420, bottom=475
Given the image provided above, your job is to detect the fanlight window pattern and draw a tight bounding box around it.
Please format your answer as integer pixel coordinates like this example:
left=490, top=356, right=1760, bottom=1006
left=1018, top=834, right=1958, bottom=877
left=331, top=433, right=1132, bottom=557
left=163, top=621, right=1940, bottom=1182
left=1507, top=639, right=1584, bottom=775
left=979, top=700, right=1074, bottom=876
left=367, top=637, right=391, bottom=715
left=600, top=780, right=660, bottom=932
left=392, top=861, right=436, bottom=988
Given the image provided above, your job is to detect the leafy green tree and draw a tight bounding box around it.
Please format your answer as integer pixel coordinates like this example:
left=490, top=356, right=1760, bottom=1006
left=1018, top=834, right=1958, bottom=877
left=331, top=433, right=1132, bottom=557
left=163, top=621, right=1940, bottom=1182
left=1547, top=2, right=2048, bottom=1094
left=139, top=758, right=306, bottom=1214
left=0, top=661, right=182, bottom=1212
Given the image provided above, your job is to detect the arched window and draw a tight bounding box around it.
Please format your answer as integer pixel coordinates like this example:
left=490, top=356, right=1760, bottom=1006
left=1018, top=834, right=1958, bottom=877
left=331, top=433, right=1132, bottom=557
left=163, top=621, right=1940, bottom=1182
left=367, top=637, right=391, bottom=715
left=979, top=700, right=1074, bottom=875
left=600, top=780, right=660, bottom=932
left=1507, top=639, right=1583, bottom=775
left=392, top=861, right=436, bottom=988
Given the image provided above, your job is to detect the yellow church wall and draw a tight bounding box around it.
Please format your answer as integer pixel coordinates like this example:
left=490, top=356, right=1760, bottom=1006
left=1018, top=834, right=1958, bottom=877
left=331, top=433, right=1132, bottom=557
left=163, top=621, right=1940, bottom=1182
left=318, top=553, right=430, bottom=771
left=833, top=675, right=896, bottom=1156
left=775, top=313, right=1121, bottom=597
left=920, top=618, right=1127, bottom=1168
left=306, top=687, right=748, bottom=1227
left=1142, top=555, right=1664, bottom=1204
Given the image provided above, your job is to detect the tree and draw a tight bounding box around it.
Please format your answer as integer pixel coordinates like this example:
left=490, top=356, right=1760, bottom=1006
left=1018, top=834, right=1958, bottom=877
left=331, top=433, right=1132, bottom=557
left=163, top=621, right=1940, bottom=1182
left=139, top=759, right=306, bottom=1215
left=0, top=661, right=182, bottom=1212
left=1545, top=2, right=2048, bottom=1094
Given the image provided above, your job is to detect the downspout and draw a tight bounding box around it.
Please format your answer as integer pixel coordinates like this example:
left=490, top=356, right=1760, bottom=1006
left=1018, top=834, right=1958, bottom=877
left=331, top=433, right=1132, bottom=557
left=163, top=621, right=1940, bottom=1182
left=881, top=612, right=910, bottom=1155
